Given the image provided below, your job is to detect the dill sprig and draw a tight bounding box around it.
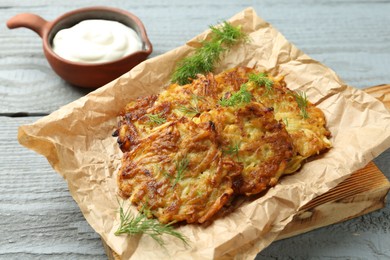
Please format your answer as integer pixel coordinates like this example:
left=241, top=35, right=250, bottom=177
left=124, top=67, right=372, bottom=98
left=172, top=21, right=247, bottom=85
left=172, top=42, right=223, bottom=85
left=178, top=105, right=200, bottom=115
left=223, top=143, right=239, bottom=155
left=294, top=91, right=309, bottom=119
left=178, top=95, right=204, bottom=116
left=210, top=21, right=247, bottom=47
left=223, top=143, right=240, bottom=161
left=173, top=156, right=189, bottom=187
left=248, top=72, right=274, bottom=93
left=146, top=112, right=166, bottom=125
left=219, top=85, right=252, bottom=107
left=115, top=202, right=189, bottom=247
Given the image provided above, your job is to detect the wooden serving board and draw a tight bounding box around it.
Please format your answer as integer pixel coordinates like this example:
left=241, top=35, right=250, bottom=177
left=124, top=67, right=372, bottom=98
left=103, top=85, right=390, bottom=259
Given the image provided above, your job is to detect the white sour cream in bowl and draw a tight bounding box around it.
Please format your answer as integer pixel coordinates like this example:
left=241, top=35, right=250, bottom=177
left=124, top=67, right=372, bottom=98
left=52, top=19, right=143, bottom=64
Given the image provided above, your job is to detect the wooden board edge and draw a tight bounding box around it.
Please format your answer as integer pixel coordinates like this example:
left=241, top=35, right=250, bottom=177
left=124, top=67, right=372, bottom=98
left=277, top=164, right=390, bottom=240
left=102, top=239, right=121, bottom=260
left=277, top=187, right=389, bottom=240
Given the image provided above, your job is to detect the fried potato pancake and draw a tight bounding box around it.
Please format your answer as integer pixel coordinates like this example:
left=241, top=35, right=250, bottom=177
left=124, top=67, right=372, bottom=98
left=116, top=75, right=220, bottom=153
left=214, top=67, right=332, bottom=173
left=115, top=66, right=331, bottom=224
left=199, top=102, right=294, bottom=195
left=118, top=118, right=240, bottom=224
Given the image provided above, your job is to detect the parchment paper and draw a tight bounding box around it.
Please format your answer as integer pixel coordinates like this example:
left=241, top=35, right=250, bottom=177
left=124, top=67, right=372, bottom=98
left=18, top=7, right=390, bottom=260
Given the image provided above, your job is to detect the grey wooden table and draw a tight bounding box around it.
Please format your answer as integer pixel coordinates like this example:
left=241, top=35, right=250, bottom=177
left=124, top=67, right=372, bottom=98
left=1, top=1, right=389, bottom=259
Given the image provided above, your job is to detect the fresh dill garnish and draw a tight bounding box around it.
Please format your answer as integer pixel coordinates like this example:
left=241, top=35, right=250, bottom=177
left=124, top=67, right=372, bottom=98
left=178, top=95, right=203, bottom=116
left=294, top=91, right=309, bottom=119
left=223, top=143, right=239, bottom=155
left=172, top=42, right=223, bottom=85
left=115, top=202, right=189, bottom=247
left=173, top=157, right=189, bottom=187
left=171, top=21, right=247, bottom=85
left=139, top=201, right=153, bottom=218
left=209, top=21, right=247, bottom=47
left=248, top=72, right=274, bottom=94
left=219, top=85, right=252, bottom=107
left=146, top=112, right=166, bottom=125
left=223, top=143, right=240, bottom=161
left=179, top=105, right=200, bottom=115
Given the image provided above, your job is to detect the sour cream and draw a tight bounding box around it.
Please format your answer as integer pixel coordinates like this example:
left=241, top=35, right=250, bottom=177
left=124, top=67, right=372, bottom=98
left=52, top=19, right=143, bottom=64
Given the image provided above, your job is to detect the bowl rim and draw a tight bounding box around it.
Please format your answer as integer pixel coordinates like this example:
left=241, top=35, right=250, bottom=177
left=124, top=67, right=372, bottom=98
left=42, top=6, right=153, bottom=68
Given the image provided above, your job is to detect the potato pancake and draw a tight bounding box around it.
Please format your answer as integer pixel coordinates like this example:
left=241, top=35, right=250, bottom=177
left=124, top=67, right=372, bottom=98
left=118, top=118, right=240, bottom=224
left=116, top=74, right=220, bottom=153
left=214, top=67, right=332, bottom=173
left=115, top=66, right=331, bottom=224
left=199, top=102, right=294, bottom=195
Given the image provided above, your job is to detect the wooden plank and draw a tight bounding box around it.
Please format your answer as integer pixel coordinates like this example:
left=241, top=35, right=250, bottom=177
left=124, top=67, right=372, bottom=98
left=1, top=1, right=390, bottom=113
left=278, top=162, right=390, bottom=240
left=0, top=116, right=106, bottom=259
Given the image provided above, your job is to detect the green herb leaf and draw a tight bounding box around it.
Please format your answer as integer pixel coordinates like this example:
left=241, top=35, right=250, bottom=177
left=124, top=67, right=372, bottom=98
left=178, top=94, right=204, bottom=116
left=219, top=85, right=252, bottom=107
left=248, top=72, right=274, bottom=94
left=223, top=143, right=239, bottom=155
left=146, top=112, right=166, bottom=125
left=172, top=42, right=224, bottom=85
left=209, top=21, right=248, bottom=47
left=115, top=202, right=189, bottom=247
left=282, top=117, right=289, bottom=127
left=172, top=22, right=247, bottom=85
left=294, top=91, right=309, bottom=119
left=178, top=105, right=200, bottom=115
left=173, top=157, right=189, bottom=187
left=223, top=143, right=240, bottom=161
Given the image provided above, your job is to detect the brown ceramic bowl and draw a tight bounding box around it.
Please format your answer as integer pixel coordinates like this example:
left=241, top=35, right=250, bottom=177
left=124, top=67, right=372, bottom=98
left=7, top=6, right=153, bottom=88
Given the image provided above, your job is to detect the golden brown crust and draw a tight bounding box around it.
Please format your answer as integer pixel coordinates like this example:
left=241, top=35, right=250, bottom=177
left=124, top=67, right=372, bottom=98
left=199, top=102, right=294, bottom=195
left=118, top=119, right=239, bottom=224
left=115, top=66, right=331, bottom=224
left=116, top=95, right=158, bottom=152
left=246, top=73, right=331, bottom=172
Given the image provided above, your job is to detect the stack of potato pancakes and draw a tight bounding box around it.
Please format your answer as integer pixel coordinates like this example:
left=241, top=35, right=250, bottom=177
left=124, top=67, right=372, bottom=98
left=114, top=67, right=331, bottom=224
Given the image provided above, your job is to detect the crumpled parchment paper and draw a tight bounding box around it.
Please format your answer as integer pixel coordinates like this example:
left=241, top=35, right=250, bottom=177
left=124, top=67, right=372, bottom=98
left=18, top=7, right=390, bottom=260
